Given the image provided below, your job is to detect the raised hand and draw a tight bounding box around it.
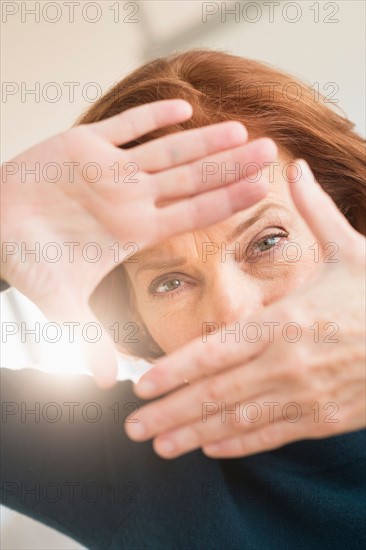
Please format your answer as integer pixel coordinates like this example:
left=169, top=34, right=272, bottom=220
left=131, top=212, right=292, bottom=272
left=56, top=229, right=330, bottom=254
left=1, top=99, right=277, bottom=386
left=127, top=160, right=366, bottom=458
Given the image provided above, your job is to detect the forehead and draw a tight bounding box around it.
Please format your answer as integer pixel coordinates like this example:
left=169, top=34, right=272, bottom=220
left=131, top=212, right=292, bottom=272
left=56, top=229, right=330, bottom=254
left=131, top=153, right=297, bottom=262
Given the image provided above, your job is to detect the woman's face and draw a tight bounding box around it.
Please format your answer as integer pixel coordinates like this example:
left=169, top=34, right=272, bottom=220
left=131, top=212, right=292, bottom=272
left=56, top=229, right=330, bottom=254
left=124, top=155, right=320, bottom=354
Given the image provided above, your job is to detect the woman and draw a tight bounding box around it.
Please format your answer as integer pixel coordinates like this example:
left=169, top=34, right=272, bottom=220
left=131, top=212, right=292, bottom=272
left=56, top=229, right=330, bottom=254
left=1, top=50, right=365, bottom=549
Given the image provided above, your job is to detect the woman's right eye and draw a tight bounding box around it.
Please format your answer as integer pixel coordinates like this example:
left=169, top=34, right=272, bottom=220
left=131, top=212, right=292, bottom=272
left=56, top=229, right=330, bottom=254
left=155, top=279, right=182, bottom=293
left=148, top=274, right=190, bottom=301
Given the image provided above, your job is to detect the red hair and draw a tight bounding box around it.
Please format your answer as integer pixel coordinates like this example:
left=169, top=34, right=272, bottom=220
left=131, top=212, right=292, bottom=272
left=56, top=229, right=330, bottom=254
left=76, top=49, right=366, bottom=360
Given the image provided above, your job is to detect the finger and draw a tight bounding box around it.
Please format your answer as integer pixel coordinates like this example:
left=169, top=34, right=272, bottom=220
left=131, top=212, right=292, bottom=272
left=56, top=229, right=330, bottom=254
left=288, top=159, right=361, bottom=253
left=126, top=358, right=272, bottom=441
left=202, top=416, right=312, bottom=458
left=152, top=393, right=285, bottom=459
left=130, top=121, right=248, bottom=173
left=154, top=137, right=277, bottom=201
left=89, top=100, right=193, bottom=146
left=134, top=322, right=268, bottom=399
left=156, top=177, right=268, bottom=239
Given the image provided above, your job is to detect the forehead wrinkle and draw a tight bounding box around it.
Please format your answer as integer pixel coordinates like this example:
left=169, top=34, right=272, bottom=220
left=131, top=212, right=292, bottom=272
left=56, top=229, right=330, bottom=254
left=226, top=199, right=292, bottom=242
left=129, top=196, right=292, bottom=274
left=133, top=255, right=187, bottom=278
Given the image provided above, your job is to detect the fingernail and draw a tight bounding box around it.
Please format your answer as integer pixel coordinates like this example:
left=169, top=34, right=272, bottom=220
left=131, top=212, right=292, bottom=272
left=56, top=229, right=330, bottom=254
left=95, top=374, right=117, bottom=390
left=135, top=378, right=157, bottom=396
left=126, top=420, right=146, bottom=439
left=175, top=100, right=193, bottom=117
left=156, top=439, right=176, bottom=456
left=204, top=443, right=221, bottom=454
left=228, top=122, right=247, bottom=142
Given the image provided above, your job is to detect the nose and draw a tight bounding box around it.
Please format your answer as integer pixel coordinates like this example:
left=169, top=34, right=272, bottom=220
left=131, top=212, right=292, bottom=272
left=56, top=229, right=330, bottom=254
left=201, top=264, right=262, bottom=328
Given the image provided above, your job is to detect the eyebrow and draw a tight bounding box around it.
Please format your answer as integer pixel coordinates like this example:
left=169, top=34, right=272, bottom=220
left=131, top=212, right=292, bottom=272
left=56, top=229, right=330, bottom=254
left=227, top=202, right=287, bottom=242
left=135, top=257, right=188, bottom=277
left=135, top=202, right=289, bottom=277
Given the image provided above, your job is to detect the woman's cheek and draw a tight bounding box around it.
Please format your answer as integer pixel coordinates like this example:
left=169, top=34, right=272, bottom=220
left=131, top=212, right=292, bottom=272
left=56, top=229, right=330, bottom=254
left=135, top=243, right=321, bottom=354
left=254, top=248, right=321, bottom=305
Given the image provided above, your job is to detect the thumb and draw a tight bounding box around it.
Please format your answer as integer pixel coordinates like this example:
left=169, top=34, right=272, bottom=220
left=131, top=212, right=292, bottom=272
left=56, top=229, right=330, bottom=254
left=287, top=159, right=358, bottom=253
left=77, top=305, right=119, bottom=389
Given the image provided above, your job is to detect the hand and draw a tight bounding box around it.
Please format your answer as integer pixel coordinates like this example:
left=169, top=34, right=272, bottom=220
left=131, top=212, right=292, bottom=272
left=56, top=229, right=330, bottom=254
left=126, top=160, right=366, bottom=458
left=1, top=100, right=278, bottom=386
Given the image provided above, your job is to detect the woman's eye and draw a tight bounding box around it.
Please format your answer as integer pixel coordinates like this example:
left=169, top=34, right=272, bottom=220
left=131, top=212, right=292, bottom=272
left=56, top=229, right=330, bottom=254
left=148, top=274, right=189, bottom=300
left=247, top=230, right=288, bottom=259
left=156, top=279, right=181, bottom=293
left=255, top=233, right=285, bottom=252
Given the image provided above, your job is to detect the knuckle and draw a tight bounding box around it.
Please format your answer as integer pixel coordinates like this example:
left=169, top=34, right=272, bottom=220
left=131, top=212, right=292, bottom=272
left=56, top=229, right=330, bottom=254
left=226, top=407, right=244, bottom=432
left=195, top=340, right=220, bottom=377
left=186, top=423, right=204, bottom=447
left=203, top=377, right=222, bottom=403
left=275, top=346, right=309, bottom=386
left=191, top=158, right=208, bottom=188
left=167, top=143, right=183, bottom=165
left=291, top=346, right=309, bottom=376
left=206, top=339, right=230, bottom=372
left=256, top=425, right=283, bottom=449
left=121, top=110, right=138, bottom=135
left=230, top=374, right=244, bottom=398
left=177, top=165, right=195, bottom=192
left=193, top=353, right=211, bottom=379
left=149, top=403, right=173, bottom=431
left=157, top=166, right=194, bottom=200
left=272, top=360, right=294, bottom=386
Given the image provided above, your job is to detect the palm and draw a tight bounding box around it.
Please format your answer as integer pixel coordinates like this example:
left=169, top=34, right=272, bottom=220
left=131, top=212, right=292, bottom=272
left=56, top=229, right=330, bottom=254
left=1, top=99, right=278, bottom=385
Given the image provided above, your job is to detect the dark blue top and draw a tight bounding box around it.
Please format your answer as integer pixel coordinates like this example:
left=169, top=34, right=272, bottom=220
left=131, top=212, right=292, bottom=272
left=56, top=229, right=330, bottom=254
left=1, top=367, right=365, bottom=549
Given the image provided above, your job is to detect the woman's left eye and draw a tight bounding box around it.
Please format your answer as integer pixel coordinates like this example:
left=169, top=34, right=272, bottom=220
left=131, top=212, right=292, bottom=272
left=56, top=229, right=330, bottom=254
left=248, top=230, right=289, bottom=258
left=255, top=232, right=287, bottom=252
left=156, top=279, right=182, bottom=293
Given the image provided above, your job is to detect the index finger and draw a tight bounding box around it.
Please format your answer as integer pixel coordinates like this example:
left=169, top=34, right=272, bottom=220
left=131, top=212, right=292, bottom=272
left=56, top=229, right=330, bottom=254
left=134, top=321, right=268, bottom=399
left=89, top=99, right=193, bottom=145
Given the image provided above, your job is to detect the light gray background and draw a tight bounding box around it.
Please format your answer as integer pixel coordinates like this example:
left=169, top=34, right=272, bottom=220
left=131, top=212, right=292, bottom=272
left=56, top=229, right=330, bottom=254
left=1, top=1, right=365, bottom=548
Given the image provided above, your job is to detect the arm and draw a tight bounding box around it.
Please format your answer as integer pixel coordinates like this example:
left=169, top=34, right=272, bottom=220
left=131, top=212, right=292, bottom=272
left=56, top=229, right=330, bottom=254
left=0, top=102, right=276, bottom=387
left=0, top=366, right=145, bottom=548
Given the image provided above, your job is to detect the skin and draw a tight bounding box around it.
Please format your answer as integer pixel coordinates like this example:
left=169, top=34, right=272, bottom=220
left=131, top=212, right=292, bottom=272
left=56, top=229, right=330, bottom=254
left=1, top=98, right=364, bottom=459
left=124, top=154, right=319, bottom=354
left=125, top=160, right=366, bottom=459
left=0, top=99, right=278, bottom=386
